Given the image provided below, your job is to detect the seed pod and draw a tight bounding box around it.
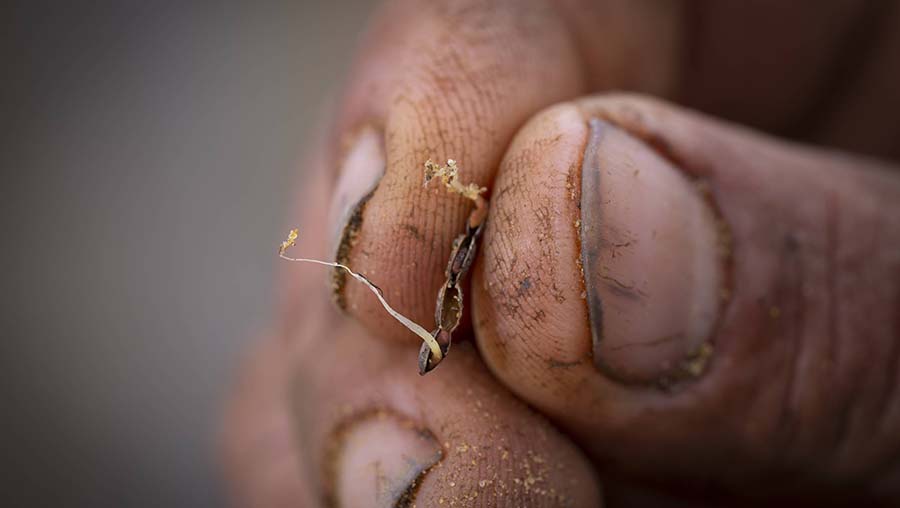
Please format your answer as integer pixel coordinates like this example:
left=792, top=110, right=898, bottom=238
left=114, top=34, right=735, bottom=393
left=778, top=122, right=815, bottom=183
left=435, top=283, right=463, bottom=333
left=418, top=329, right=452, bottom=375
left=444, top=222, right=484, bottom=285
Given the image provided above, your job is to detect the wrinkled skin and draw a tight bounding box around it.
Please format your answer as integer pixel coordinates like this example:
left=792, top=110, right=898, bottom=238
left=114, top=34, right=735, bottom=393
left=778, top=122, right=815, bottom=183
left=222, top=1, right=900, bottom=506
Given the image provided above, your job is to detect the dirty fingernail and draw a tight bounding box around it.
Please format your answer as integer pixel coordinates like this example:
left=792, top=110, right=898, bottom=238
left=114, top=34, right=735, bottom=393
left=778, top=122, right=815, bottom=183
left=328, top=127, right=385, bottom=307
left=330, top=411, right=442, bottom=508
left=580, top=118, right=722, bottom=385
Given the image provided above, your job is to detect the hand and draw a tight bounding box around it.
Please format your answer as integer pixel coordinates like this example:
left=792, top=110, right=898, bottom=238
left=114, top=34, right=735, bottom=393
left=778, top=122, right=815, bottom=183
left=223, top=1, right=900, bottom=506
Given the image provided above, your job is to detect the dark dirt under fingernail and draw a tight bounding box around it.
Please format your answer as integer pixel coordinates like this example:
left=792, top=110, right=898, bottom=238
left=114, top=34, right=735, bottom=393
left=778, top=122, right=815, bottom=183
left=580, top=118, right=722, bottom=386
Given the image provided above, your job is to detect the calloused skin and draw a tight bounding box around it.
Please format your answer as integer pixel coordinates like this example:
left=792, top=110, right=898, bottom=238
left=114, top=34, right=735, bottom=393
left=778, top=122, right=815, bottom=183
left=223, top=1, right=900, bottom=507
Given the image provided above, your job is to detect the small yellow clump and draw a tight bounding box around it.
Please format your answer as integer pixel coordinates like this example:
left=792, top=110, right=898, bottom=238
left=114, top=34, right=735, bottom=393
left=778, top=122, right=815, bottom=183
left=424, top=159, right=486, bottom=202
left=278, top=228, right=298, bottom=255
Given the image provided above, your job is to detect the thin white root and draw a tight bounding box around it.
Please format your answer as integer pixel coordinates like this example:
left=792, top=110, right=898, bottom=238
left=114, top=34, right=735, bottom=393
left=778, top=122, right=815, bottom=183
left=278, top=248, right=443, bottom=362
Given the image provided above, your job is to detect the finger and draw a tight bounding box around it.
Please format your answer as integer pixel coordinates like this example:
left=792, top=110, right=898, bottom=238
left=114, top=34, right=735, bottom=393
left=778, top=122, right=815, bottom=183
left=678, top=0, right=888, bottom=137
left=289, top=314, right=602, bottom=507
left=324, top=0, right=900, bottom=353
left=225, top=339, right=732, bottom=508
left=325, top=0, right=683, bottom=344
left=222, top=337, right=315, bottom=508
left=557, top=0, right=900, bottom=160
left=811, top=1, right=900, bottom=159
left=327, top=0, right=583, bottom=342
left=473, top=93, right=900, bottom=501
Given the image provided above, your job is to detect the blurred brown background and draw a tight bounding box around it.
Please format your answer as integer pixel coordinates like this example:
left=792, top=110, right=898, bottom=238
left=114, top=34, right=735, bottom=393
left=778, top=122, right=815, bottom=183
left=5, top=1, right=376, bottom=506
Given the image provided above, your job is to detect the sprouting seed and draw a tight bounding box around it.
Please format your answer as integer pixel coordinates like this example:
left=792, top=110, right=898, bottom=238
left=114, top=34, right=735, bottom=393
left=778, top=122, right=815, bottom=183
left=278, top=160, right=487, bottom=374
left=278, top=228, right=445, bottom=363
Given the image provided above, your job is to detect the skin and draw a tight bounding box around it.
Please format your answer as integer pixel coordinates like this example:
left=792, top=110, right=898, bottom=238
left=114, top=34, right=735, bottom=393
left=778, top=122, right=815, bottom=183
left=223, top=1, right=900, bottom=506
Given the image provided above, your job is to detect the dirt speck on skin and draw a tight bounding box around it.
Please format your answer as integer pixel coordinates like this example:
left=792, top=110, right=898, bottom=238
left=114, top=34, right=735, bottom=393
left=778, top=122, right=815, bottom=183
left=680, top=342, right=714, bottom=379
left=400, top=222, right=424, bottom=241
left=652, top=341, right=717, bottom=389
left=426, top=436, right=574, bottom=506
left=517, top=277, right=533, bottom=296
left=546, top=358, right=582, bottom=370
left=401, top=354, right=581, bottom=506
left=565, top=164, right=579, bottom=202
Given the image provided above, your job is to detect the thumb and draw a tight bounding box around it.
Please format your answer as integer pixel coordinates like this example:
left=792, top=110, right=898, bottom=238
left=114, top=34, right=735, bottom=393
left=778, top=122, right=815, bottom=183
left=473, top=94, right=900, bottom=502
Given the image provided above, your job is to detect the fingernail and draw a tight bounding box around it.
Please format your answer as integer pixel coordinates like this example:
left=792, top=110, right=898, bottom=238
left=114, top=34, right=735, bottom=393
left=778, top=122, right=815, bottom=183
left=331, top=411, right=442, bottom=508
left=580, top=119, right=721, bottom=385
left=329, top=126, right=385, bottom=307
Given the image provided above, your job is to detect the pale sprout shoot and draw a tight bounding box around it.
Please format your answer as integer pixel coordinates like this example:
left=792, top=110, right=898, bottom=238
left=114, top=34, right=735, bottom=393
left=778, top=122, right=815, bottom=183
left=278, top=160, right=486, bottom=374
left=278, top=229, right=444, bottom=362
